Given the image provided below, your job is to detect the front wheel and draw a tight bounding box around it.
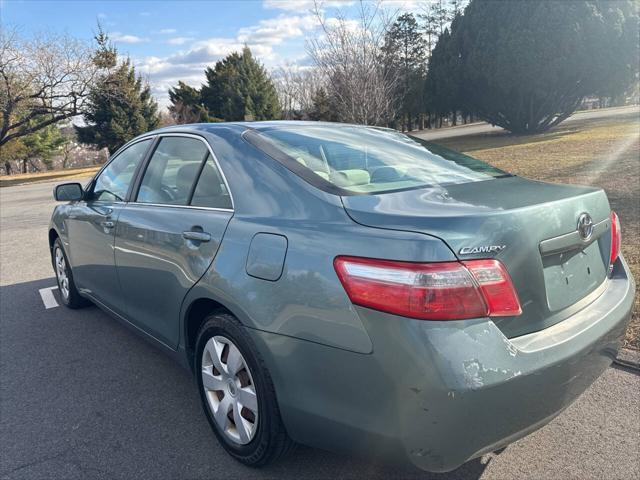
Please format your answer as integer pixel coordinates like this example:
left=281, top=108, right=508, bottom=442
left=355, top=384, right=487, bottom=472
left=195, top=313, right=295, bottom=467
left=52, top=238, right=89, bottom=309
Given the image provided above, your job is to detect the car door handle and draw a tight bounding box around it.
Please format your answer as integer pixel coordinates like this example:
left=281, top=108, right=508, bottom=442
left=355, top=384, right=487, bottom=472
left=182, top=231, right=211, bottom=242
left=100, top=220, right=115, bottom=229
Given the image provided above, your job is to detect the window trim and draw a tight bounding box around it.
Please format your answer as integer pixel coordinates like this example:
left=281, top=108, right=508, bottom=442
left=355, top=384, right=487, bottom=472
left=128, top=132, right=234, bottom=212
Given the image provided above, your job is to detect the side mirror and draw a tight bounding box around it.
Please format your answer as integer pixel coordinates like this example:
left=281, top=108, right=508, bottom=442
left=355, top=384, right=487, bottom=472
left=54, top=182, right=83, bottom=202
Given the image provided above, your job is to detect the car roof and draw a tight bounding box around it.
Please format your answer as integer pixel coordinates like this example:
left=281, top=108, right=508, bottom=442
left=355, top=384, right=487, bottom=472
left=147, top=120, right=375, bottom=136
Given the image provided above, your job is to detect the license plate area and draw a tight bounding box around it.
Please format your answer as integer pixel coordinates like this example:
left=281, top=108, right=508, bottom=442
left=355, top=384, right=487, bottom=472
left=542, top=241, right=606, bottom=311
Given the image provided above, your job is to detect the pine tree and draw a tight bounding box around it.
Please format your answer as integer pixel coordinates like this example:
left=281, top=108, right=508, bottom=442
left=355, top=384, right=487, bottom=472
left=448, top=0, right=465, bottom=17
left=0, top=138, right=27, bottom=175
left=22, top=122, right=67, bottom=171
left=168, top=81, right=210, bottom=124
left=382, top=13, right=427, bottom=130
left=425, top=20, right=463, bottom=127
left=308, top=88, right=335, bottom=121
left=200, top=47, right=280, bottom=121
left=435, top=0, right=452, bottom=35
left=419, top=4, right=440, bottom=60
left=92, top=24, right=117, bottom=70
left=76, top=30, right=159, bottom=153
left=427, top=0, right=638, bottom=134
left=420, top=1, right=468, bottom=60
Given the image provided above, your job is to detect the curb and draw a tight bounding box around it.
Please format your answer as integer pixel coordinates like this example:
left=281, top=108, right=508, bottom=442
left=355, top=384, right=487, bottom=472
left=614, top=348, right=640, bottom=371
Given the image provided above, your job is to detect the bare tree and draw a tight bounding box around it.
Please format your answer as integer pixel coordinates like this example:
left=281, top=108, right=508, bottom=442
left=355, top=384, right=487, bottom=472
left=60, top=141, right=73, bottom=169
left=274, top=64, right=325, bottom=119
left=307, top=0, right=399, bottom=125
left=0, top=28, right=97, bottom=147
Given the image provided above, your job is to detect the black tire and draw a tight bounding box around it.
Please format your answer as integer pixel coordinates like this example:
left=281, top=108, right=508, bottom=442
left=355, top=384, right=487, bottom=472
left=51, top=238, right=89, bottom=309
left=195, top=312, right=295, bottom=467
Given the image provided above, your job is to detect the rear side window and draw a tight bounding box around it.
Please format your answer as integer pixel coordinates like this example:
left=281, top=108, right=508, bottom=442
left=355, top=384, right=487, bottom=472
left=247, top=125, right=508, bottom=194
left=137, top=137, right=209, bottom=205
left=190, top=155, right=232, bottom=209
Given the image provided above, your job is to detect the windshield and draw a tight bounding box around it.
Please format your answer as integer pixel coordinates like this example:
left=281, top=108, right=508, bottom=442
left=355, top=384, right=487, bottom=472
left=249, top=125, right=508, bottom=194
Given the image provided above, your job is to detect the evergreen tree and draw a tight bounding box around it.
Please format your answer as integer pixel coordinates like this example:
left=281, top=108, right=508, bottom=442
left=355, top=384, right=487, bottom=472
left=448, top=0, right=465, bottom=17
left=22, top=122, right=67, bottom=170
left=382, top=13, right=427, bottom=130
left=200, top=47, right=280, bottom=121
left=427, top=0, right=638, bottom=134
left=92, top=24, right=117, bottom=70
left=308, top=87, right=336, bottom=121
left=0, top=138, right=27, bottom=175
left=168, top=81, right=210, bottom=124
left=76, top=30, right=159, bottom=153
left=425, top=14, right=465, bottom=127
left=419, top=3, right=440, bottom=60
left=420, top=1, right=467, bottom=60
left=435, top=0, right=452, bottom=35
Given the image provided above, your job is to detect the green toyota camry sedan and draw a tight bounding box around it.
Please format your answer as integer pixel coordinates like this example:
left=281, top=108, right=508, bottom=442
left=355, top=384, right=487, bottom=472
left=49, top=122, right=635, bottom=472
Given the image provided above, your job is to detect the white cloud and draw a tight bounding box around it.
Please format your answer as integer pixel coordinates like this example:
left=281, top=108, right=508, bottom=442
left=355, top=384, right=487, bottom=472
left=168, top=38, right=246, bottom=64
left=111, top=32, right=149, bottom=44
left=157, top=28, right=177, bottom=34
left=167, top=36, right=195, bottom=45
left=237, top=14, right=317, bottom=47
left=264, top=0, right=352, bottom=11
left=324, top=16, right=360, bottom=32
left=136, top=12, right=321, bottom=109
left=381, top=0, right=426, bottom=14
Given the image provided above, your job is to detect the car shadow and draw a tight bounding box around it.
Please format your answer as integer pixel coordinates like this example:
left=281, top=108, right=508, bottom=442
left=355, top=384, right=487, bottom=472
left=0, top=278, right=493, bottom=480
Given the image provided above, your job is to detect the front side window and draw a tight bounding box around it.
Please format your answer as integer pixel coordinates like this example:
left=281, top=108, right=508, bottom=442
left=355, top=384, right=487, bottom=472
left=136, top=137, right=209, bottom=205
left=248, top=125, right=508, bottom=194
left=93, top=139, right=151, bottom=201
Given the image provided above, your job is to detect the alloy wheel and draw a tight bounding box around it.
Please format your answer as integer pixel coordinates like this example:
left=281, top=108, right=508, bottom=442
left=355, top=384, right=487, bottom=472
left=201, top=335, right=259, bottom=445
left=54, top=247, right=69, bottom=300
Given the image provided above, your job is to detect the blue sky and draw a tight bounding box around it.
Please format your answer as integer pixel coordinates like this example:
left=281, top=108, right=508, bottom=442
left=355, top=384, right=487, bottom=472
left=3, top=0, right=422, bottom=107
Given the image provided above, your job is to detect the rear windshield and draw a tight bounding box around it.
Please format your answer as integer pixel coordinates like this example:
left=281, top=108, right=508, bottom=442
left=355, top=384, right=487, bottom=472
left=248, top=125, right=508, bottom=194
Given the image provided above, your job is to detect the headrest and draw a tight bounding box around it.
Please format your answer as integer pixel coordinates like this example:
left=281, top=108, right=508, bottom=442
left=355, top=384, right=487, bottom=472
left=176, top=163, right=202, bottom=195
left=370, top=166, right=405, bottom=183
left=329, top=169, right=371, bottom=187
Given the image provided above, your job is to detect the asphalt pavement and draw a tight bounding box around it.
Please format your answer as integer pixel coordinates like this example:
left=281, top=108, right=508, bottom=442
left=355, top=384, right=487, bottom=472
left=1, top=178, right=639, bottom=479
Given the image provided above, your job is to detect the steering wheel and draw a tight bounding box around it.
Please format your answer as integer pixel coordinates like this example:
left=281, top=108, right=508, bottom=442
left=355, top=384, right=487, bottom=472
left=138, top=185, right=175, bottom=203
left=159, top=184, right=178, bottom=202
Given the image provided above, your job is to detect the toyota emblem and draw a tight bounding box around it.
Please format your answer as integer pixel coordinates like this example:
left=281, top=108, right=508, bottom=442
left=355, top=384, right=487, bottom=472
left=577, top=213, right=594, bottom=241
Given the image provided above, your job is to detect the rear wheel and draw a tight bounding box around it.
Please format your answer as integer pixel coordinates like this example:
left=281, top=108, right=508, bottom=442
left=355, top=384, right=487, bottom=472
left=195, top=313, right=295, bottom=466
left=52, top=238, right=89, bottom=309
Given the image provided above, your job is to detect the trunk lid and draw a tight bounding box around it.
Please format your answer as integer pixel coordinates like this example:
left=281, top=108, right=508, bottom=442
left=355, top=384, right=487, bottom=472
left=341, top=176, right=613, bottom=337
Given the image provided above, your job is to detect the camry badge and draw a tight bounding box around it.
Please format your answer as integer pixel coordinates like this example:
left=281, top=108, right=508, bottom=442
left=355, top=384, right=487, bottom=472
left=459, top=245, right=506, bottom=255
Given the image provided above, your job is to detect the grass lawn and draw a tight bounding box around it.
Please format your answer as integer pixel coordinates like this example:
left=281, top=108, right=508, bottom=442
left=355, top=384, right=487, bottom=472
left=0, top=166, right=101, bottom=187
left=430, top=112, right=640, bottom=351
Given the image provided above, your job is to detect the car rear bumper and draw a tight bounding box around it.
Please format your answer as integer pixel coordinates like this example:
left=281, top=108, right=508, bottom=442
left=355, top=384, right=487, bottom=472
left=247, top=256, right=635, bottom=472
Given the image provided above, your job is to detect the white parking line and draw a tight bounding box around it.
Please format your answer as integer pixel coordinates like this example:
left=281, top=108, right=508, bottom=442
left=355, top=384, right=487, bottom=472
left=39, top=286, right=59, bottom=309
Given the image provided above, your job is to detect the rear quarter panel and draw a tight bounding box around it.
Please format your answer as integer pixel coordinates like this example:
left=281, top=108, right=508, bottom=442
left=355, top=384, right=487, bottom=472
left=180, top=127, right=456, bottom=354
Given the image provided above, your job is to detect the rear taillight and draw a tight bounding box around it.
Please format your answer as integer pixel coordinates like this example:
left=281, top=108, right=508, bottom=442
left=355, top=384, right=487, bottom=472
left=334, top=256, right=522, bottom=321
left=610, top=211, right=621, bottom=269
